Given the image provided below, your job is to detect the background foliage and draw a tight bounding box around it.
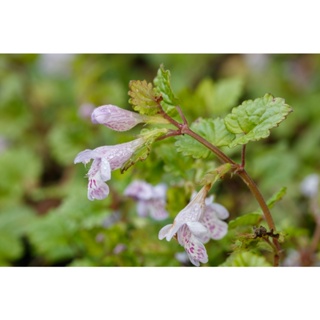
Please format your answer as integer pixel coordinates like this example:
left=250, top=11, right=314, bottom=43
left=0, top=54, right=319, bottom=266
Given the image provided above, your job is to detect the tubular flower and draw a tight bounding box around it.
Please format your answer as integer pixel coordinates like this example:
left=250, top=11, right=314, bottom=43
left=158, top=186, right=210, bottom=266
left=158, top=186, right=229, bottom=266
left=74, top=138, right=144, bottom=200
left=91, top=105, right=145, bottom=131
left=124, top=180, right=169, bottom=220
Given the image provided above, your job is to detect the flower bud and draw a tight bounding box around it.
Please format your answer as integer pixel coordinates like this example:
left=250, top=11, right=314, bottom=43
left=91, top=105, right=144, bottom=131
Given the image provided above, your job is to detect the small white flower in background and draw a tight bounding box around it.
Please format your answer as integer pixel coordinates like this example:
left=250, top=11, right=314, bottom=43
left=300, top=174, right=319, bottom=198
left=124, top=180, right=169, bottom=220
left=175, top=251, right=190, bottom=265
left=38, top=54, right=74, bottom=76
left=282, top=249, right=301, bottom=266
left=74, top=138, right=145, bottom=200
left=158, top=186, right=229, bottom=267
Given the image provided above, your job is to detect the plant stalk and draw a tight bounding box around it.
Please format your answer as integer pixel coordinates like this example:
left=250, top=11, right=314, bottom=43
left=185, top=128, right=281, bottom=265
left=159, top=106, right=282, bottom=265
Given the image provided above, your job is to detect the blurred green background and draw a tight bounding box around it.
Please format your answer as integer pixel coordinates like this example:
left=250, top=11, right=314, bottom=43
left=0, top=54, right=319, bottom=266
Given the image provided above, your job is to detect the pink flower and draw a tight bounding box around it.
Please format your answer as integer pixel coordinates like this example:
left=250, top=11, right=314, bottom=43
left=158, top=186, right=229, bottom=266
left=91, top=105, right=144, bottom=131
left=124, top=180, right=169, bottom=220
left=74, top=138, right=144, bottom=200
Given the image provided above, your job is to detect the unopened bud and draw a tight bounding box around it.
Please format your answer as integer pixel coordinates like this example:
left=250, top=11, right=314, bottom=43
left=91, top=104, right=144, bottom=131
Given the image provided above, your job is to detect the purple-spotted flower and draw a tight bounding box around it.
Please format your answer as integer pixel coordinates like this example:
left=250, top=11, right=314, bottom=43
left=158, top=186, right=229, bottom=267
left=159, top=186, right=210, bottom=266
left=124, top=180, right=169, bottom=220
left=196, top=195, right=229, bottom=243
left=74, top=138, right=145, bottom=201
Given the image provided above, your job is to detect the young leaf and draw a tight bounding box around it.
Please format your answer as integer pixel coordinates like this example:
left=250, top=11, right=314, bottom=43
left=153, top=65, right=179, bottom=115
left=224, top=94, right=293, bottom=148
left=266, top=186, right=287, bottom=209
left=175, top=117, right=235, bottom=159
left=128, top=80, right=160, bottom=115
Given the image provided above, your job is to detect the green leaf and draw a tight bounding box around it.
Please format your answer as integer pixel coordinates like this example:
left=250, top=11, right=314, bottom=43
left=175, top=118, right=235, bottom=159
left=25, top=194, right=111, bottom=264
left=153, top=65, right=179, bottom=115
left=197, top=77, right=244, bottom=116
left=214, top=77, right=244, bottom=112
left=0, top=232, right=23, bottom=261
left=220, top=251, right=272, bottom=266
left=229, top=212, right=263, bottom=229
left=266, top=187, right=287, bottom=209
left=128, top=80, right=160, bottom=115
left=224, top=94, right=293, bottom=147
left=0, top=148, right=42, bottom=204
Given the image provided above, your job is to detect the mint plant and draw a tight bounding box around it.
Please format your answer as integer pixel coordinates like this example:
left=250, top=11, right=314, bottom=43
left=74, top=64, right=293, bottom=266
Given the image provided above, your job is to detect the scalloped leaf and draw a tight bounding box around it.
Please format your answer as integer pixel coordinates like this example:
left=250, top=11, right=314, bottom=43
left=175, top=117, right=235, bottom=159
left=224, top=94, right=293, bottom=147
left=153, top=65, right=179, bottom=115
left=220, top=251, right=272, bottom=266
left=128, top=80, right=160, bottom=115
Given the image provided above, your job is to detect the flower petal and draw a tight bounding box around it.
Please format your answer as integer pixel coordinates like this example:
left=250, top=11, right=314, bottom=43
left=174, top=186, right=208, bottom=224
left=88, top=178, right=110, bottom=200
left=208, top=203, right=230, bottom=220
left=74, top=149, right=97, bottom=164
left=124, top=180, right=154, bottom=200
left=186, top=221, right=208, bottom=238
left=158, top=224, right=173, bottom=240
left=201, top=211, right=229, bottom=241
left=177, top=225, right=208, bottom=267
left=94, top=138, right=144, bottom=170
left=86, top=158, right=111, bottom=201
left=147, top=198, right=169, bottom=220
left=136, top=201, right=149, bottom=217
left=98, top=158, right=112, bottom=181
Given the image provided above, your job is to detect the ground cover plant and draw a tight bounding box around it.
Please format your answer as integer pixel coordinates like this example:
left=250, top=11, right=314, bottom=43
left=1, top=54, right=319, bottom=266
